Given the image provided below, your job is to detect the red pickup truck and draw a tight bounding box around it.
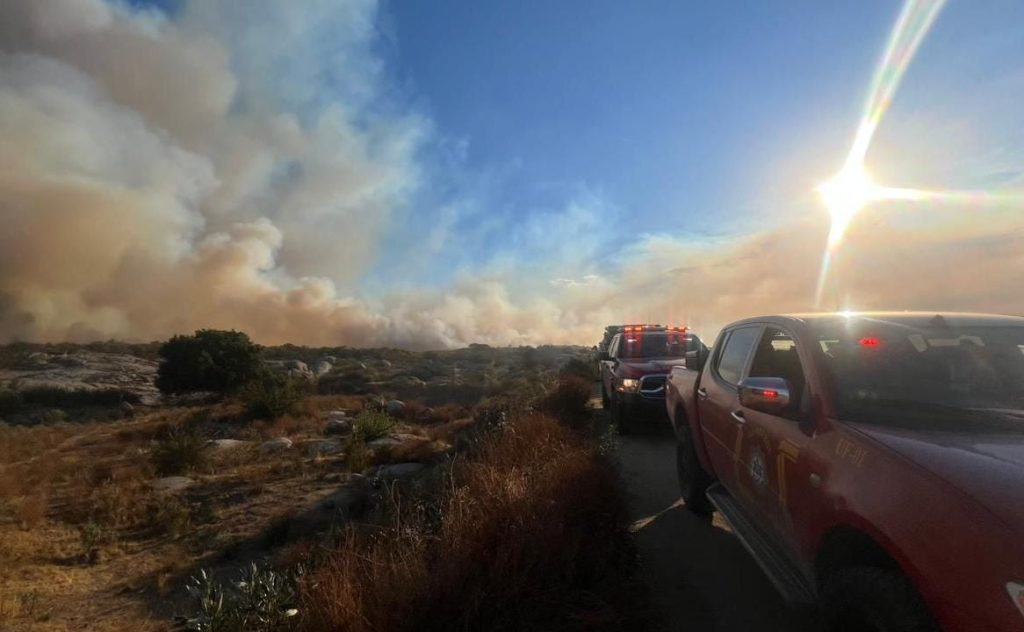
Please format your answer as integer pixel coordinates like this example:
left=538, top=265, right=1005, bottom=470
left=665, top=312, right=1024, bottom=631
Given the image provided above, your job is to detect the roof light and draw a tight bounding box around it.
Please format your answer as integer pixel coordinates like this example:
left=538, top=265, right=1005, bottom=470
left=859, top=337, right=881, bottom=347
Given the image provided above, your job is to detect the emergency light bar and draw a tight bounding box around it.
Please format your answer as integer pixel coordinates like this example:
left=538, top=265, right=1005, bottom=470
left=623, top=324, right=663, bottom=332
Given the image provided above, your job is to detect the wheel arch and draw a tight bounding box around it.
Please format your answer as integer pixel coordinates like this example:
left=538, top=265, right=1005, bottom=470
left=814, top=526, right=900, bottom=582
left=673, top=402, right=716, bottom=475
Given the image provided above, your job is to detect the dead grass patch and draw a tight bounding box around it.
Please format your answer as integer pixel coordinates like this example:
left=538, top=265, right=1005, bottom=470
left=302, top=413, right=640, bottom=632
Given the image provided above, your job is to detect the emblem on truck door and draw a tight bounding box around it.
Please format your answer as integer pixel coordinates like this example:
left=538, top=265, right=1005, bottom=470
left=749, top=448, right=768, bottom=487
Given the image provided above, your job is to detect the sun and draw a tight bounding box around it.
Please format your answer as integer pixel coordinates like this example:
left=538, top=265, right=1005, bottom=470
left=816, top=163, right=880, bottom=249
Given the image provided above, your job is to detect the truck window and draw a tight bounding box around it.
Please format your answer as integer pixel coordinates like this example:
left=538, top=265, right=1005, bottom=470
left=749, top=327, right=808, bottom=416
left=811, top=321, right=1024, bottom=431
left=715, top=326, right=760, bottom=385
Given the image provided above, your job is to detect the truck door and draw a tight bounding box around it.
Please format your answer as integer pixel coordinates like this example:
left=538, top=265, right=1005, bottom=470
left=739, top=326, right=818, bottom=553
left=603, top=334, right=621, bottom=396
left=698, top=325, right=761, bottom=496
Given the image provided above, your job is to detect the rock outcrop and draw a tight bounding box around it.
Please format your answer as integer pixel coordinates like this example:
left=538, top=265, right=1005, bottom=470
left=0, top=350, right=161, bottom=406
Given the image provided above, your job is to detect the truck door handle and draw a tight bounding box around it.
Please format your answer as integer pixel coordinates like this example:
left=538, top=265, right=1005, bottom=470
left=697, top=387, right=708, bottom=400
left=731, top=410, right=746, bottom=423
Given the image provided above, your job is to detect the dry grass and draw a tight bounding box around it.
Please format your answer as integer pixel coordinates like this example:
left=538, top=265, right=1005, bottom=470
left=302, top=413, right=639, bottom=632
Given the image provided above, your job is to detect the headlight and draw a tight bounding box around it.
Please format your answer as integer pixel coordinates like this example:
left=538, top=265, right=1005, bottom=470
left=1008, top=582, right=1024, bottom=619
left=617, top=378, right=640, bottom=393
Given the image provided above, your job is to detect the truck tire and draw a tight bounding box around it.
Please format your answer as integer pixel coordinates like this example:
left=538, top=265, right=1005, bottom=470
left=612, top=398, right=632, bottom=435
left=821, top=567, right=938, bottom=632
left=675, top=420, right=713, bottom=516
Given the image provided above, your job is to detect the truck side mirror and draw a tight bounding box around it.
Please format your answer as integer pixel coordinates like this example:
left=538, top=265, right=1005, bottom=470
left=738, top=377, right=791, bottom=414
left=684, top=349, right=704, bottom=371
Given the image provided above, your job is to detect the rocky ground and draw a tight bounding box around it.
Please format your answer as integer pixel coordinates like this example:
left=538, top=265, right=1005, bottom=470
left=0, top=350, right=162, bottom=407
left=0, top=342, right=590, bottom=631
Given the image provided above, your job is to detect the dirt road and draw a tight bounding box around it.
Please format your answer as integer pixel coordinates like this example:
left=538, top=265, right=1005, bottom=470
left=616, top=427, right=824, bottom=632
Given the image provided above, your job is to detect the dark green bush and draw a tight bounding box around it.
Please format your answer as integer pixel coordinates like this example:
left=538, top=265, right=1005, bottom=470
left=156, top=330, right=262, bottom=395
left=538, top=374, right=593, bottom=427
left=240, top=372, right=302, bottom=419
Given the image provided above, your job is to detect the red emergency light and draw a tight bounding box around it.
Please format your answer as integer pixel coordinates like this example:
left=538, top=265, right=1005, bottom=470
left=859, top=337, right=881, bottom=347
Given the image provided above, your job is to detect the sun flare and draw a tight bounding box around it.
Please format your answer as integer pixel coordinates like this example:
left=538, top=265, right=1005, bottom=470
left=816, top=163, right=879, bottom=249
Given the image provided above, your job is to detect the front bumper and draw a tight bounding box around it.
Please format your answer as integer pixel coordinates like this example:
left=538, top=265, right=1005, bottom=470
left=618, top=374, right=669, bottom=420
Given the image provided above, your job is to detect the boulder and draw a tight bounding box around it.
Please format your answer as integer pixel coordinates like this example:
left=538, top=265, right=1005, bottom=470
left=393, top=375, right=426, bottom=388
left=377, top=462, right=426, bottom=479
left=260, top=437, right=293, bottom=452
left=324, top=419, right=351, bottom=436
left=306, top=439, right=344, bottom=456
left=318, top=485, right=372, bottom=519
left=326, top=410, right=348, bottom=420
left=151, top=476, right=194, bottom=494
left=209, top=439, right=248, bottom=450
left=0, top=350, right=161, bottom=406
left=385, top=400, right=405, bottom=416
left=313, top=360, right=333, bottom=377
left=368, top=437, right=401, bottom=449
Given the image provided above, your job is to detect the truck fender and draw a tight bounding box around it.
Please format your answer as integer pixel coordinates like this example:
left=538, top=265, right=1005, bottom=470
left=811, top=513, right=925, bottom=596
left=673, top=399, right=715, bottom=476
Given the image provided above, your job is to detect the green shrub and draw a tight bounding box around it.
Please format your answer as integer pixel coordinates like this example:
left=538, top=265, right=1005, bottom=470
left=156, top=330, right=262, bottom=395
left=352, top=409, right=395, bottom=442
left=185, top=564, right=300, bottom=632
left=240, top=372, right=301, bottom=419
left=152, top=424, right=207, bottom=475
left=538, top=375, right=592, bottom=427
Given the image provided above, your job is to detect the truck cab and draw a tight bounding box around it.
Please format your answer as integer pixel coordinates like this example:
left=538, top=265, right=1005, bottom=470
left=665, top=312, right=1024, bottom=631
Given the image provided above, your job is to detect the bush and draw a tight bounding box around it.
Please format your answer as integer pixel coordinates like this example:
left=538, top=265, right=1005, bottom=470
left=351, top=409, right=395, bottom=442
left=240, top=372, right=302, bottom=419
left=156, top=330, right=262, bottom=395
left=538, top=374, right=593, bottom=427
left=560, top=356, right=598, bottom=382
left=152, top=424, right=207, bottom=476
left=186, top=564, right=300, bottom=632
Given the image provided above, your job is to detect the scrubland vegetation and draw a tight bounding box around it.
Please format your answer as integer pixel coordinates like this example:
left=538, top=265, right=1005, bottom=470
left=0, top=332, right=645, bottom=631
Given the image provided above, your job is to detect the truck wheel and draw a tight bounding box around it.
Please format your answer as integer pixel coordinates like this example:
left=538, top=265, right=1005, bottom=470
left=612, top=399, right=632, bottom=435
left=821, top=567, right=938, bottom=632
left=675, top=422, right=713, bottom=516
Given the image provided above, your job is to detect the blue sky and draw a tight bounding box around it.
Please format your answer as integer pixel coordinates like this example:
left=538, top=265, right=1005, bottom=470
left=371, top=0, right=1024, bottom=288
left=3, top=0, right=1023, bottom=346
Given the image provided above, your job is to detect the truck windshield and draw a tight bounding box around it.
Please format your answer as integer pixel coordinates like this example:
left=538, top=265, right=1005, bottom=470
left=812, top=320, right=1024, bottom=432
left=619, top=332, right=693, bottom=359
